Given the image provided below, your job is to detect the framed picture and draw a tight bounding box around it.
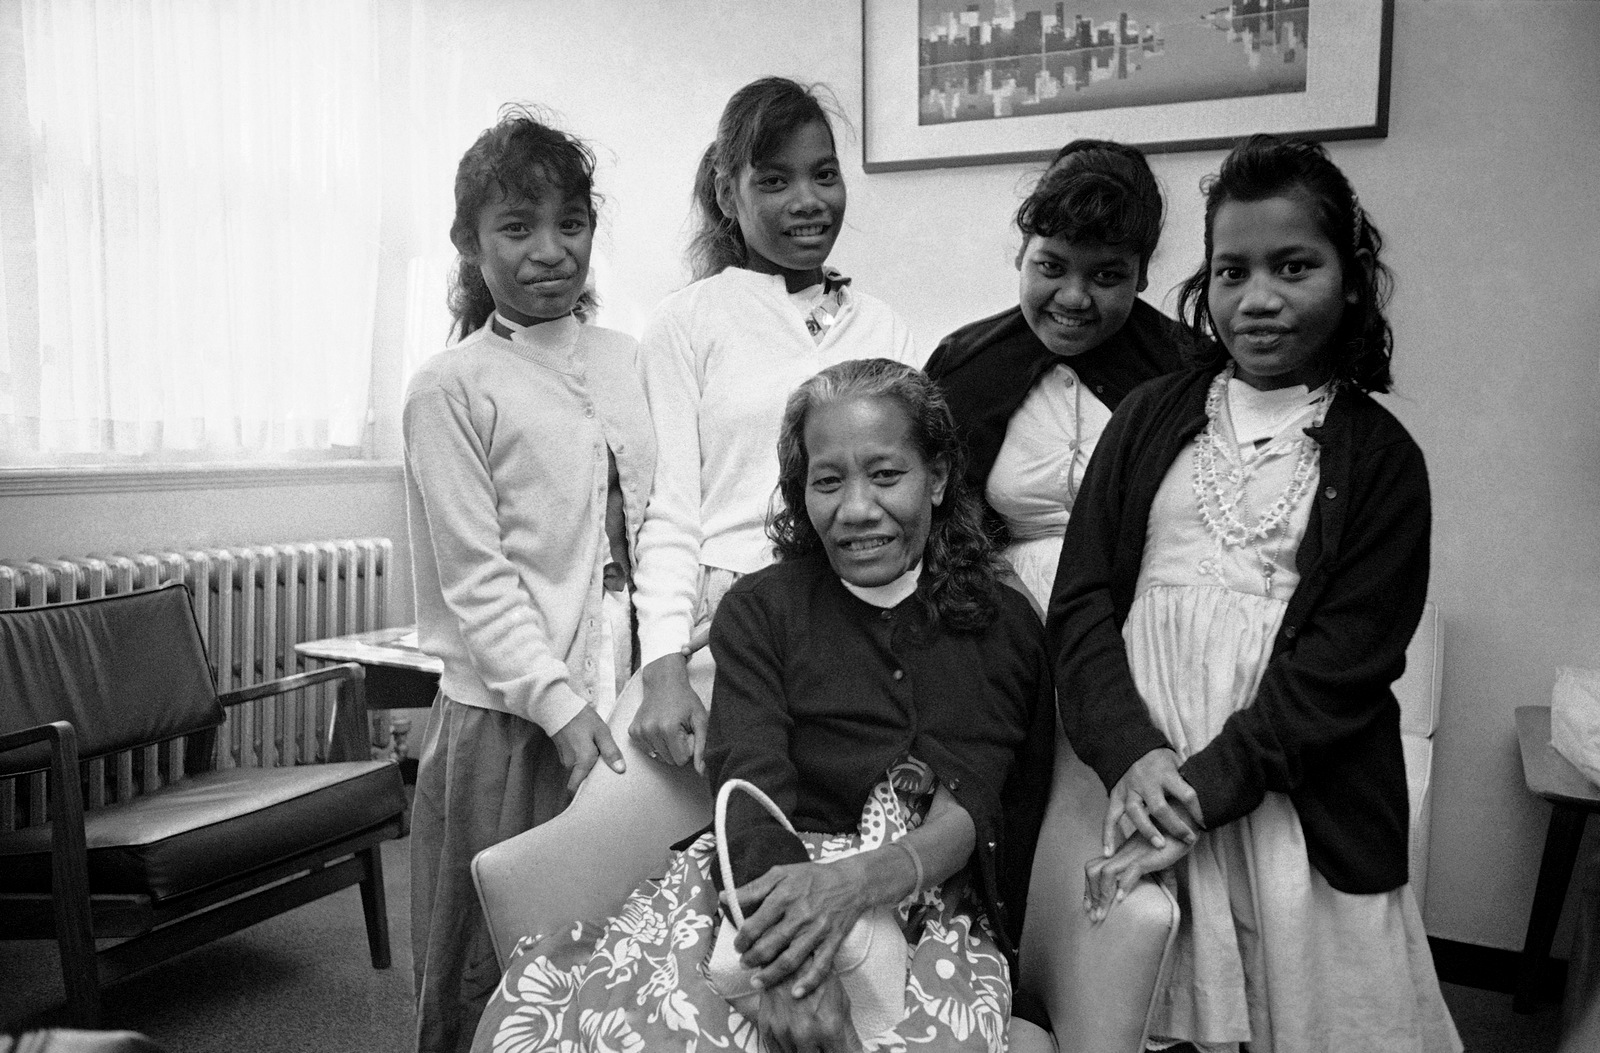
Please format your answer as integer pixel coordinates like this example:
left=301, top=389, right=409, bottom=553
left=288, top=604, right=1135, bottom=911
left=862, top=1, right=1393, bottom=173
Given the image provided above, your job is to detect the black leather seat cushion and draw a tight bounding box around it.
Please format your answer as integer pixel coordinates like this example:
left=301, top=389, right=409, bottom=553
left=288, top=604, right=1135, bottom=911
left=0, top=761, right=404, bottom=901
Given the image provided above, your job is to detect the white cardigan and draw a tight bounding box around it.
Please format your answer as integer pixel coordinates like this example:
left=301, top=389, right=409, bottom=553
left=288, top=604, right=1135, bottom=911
left=632, top=267, right=919, bottom=665
left=404, top=316, right=655, bottom=734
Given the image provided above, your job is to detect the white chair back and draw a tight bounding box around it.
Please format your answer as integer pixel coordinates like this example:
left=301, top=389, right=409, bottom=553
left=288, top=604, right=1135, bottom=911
left=1394, top=601, right=1442, bottom=913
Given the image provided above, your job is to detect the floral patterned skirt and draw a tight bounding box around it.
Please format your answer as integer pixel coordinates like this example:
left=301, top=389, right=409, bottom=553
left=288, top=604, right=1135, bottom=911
left=472, top=777, right=1011, bottom=1053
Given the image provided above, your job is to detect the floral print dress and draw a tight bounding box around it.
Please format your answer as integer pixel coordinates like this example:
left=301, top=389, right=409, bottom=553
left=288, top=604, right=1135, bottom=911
left=472, top=761, right=1012, bottom=1053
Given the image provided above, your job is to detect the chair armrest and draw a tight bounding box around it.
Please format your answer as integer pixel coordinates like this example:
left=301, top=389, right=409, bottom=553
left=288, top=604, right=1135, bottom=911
left=0, top=720, right=82, bottom=781
left=0, top=721, right=94, bottom=957
left=216, top=662, right=364, bottom=706
left=1019, top=729, right=1180, bottom=1053
left=216, top=663, right=369, bottom=762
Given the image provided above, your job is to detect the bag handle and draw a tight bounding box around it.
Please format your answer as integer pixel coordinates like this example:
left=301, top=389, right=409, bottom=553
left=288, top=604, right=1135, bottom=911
left=714, top=778, right=795, bottom=928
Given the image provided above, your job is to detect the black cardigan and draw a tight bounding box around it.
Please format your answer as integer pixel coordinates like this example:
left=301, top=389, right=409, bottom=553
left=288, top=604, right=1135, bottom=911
left=1045, top=368, right=1432, bottom=894
left=704, top=553, right=1056, bottom=967
left=924, top=300, right=1191, bottom=541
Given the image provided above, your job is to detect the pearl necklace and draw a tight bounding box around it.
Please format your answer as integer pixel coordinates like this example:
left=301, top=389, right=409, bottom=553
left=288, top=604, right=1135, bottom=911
left=1191, top=367, right=1333, bottom=594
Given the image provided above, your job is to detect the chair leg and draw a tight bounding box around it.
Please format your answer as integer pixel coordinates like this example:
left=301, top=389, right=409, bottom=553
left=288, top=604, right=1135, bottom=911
left=1516, top=804, right=1589, bottom=1012
left=43, top=722, right=101, bottom=1027
left=53, top=887, right=101, bottom=1027
left=358, top=844, right=392, bottom=969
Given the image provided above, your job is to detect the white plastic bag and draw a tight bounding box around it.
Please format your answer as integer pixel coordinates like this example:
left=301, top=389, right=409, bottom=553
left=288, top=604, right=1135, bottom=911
left=1551, top=666, right=1600, bottom=786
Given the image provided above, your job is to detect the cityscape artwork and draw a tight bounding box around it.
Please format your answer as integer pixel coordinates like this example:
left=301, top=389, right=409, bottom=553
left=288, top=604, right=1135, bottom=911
left=918, top=1, right=1310, bottom=126
left=861, top=0, right=1388, bottom=172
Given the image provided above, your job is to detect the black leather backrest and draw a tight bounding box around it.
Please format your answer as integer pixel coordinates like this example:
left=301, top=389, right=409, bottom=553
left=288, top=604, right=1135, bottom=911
left=0, top=584, right=223, bottom=775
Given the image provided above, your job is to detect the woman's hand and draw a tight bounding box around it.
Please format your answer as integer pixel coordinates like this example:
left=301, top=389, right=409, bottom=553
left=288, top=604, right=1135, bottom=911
left=1083, top=833, right=1192, bottom=923
left=551, top=706, right=625, bottom=794
left=727, top=856, right=873, bottom=998
left=756, top=973, right=862, bottom=1053
left=1104, top=747, right=1204, bottom=855
left=631, top=652, right=709, bottom=771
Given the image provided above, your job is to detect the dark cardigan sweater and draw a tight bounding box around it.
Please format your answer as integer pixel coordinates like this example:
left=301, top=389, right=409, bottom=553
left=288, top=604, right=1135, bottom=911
left=924, top=300, right=1191, bottom=542
left=1045, top=367, right=1432, bottom=894
left=704, top=553, right=1056, bottom=967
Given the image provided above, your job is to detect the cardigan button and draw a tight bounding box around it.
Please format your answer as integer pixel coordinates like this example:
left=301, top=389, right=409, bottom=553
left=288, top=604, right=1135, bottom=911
left=892, top=669, right=904, bottom=681
left=879, top=609, right=893, bottom=622
left=1285, top=626, right=1298, bottom=639
left=1323, top=486, right=1338, bottom=499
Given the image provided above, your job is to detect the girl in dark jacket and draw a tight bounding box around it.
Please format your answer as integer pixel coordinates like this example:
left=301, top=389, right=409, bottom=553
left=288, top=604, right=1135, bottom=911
left=926, top=140, right=1189, bottom=611
left=1049, top=135, right=1460, bottom=1053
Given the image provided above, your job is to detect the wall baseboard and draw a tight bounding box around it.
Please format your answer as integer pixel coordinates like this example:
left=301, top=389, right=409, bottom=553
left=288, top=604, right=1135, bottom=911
left=1431, top=937, right=1565, bottom=1001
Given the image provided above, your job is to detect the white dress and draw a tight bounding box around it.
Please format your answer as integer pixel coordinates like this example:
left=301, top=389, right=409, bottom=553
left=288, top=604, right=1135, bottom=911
left=984, top=363, right=1112, bottom=609
left=1125, top=376, right=1461, bottom=1053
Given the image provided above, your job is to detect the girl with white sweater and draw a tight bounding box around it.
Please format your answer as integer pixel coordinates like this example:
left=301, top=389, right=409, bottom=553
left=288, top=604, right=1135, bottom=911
left=628, top=76, right=919, bottom=770
left=404, top=111, right=654, bottom=1053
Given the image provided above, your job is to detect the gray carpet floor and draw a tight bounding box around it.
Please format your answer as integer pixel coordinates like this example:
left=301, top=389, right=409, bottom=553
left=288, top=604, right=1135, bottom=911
left=0, top=833, right=1572, bottom=1051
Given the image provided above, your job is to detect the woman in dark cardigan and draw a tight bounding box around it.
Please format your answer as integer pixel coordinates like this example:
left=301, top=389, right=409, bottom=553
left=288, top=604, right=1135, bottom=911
left=468, top=359, right=1052, bottom=1053
left=925, top=140, right=1190, bottom=611
left=708, top=358, right=1055, bottom=1049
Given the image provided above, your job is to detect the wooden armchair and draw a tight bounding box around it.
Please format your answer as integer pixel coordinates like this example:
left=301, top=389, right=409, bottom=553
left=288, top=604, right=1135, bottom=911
left=0, top=584, right=407, bottom=1027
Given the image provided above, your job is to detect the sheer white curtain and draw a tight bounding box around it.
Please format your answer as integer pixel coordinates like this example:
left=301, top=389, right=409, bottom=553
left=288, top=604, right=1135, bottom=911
left=14, top=0, right=380, bottom=459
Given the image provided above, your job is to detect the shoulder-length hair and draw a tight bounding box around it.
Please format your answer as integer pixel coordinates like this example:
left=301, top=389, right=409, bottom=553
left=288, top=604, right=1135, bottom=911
left=1175, top=133, right=1396, bottom=393
left=769, top=358, right=1002, bottom=633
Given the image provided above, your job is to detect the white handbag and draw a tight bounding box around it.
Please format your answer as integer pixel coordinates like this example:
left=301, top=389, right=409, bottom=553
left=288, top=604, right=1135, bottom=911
left=705, top=778, right=909, bottom=1041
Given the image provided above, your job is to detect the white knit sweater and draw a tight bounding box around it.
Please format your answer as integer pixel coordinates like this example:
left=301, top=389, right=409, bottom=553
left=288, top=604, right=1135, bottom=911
left=632, top=267, right=919, bottom=664
left=404, top=316, right=655, bottom=734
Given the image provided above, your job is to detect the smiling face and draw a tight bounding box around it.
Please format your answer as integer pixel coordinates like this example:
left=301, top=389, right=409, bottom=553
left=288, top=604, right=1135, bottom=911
left=1017, top=234, right=1145, bottom=358
left=803, top=396, right=948, bottom=588
left=468, top=186, right=593, bottom=326
left=718, top=120, right=845, bottom=289
left=1207, top=193, right=1353, bottom=391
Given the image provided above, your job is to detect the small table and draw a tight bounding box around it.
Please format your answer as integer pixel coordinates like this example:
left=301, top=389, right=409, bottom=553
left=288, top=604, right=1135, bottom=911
left=1515, top=704, right=1600, bottom=1012
left=297, top=626, right=442, bottom=769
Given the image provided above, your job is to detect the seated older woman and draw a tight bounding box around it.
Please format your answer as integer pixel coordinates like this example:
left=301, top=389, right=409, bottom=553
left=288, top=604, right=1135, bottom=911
left=471, top=358, right=1052, bottom=1053
left=925, top=140, right=1191, bottom=611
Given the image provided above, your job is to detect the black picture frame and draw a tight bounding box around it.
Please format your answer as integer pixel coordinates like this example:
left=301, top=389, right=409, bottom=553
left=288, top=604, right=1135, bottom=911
left=862, top=1, right=1393, bottom=173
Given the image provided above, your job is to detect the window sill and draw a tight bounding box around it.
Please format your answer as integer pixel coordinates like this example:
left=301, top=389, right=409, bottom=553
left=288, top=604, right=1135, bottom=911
left=0, top=461, right=404, bottom=497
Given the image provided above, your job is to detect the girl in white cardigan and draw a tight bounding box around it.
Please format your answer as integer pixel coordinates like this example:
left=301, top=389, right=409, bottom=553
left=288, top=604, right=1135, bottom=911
left=405, top=110, right=655, bottom=1053
left=629, top=77, right=919, bottom=769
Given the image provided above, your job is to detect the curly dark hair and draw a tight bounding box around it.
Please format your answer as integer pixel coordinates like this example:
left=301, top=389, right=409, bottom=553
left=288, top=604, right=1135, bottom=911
left=447, top=104, right=600, bottom=342
left=1176, top=133, right=1396, bottom=393
left=1014, top=139, right=1165, bottom=276
left=768, top=359, right=1002, bottom=633
left=688, top=77, right=844, bottom=282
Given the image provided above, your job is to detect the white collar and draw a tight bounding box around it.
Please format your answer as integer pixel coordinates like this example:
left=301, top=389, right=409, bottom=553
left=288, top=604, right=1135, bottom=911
left=487, top=312, right=580, bottom=367
left=1225, top=376, right=1330, bottom=448
left=494, top=311, right=576, bottom=341
left=841, top=562, right=921, bottom=608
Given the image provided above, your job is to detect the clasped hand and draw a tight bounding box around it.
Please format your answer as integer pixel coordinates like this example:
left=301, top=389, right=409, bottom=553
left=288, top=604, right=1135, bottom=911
left=1103, top=747, right=1203, bottom=855
left=1085, top=748, right=1205, bottom=922
left=756, top=975, right=862, bottom=1053
left=725, top=855, right=871, bottom=1001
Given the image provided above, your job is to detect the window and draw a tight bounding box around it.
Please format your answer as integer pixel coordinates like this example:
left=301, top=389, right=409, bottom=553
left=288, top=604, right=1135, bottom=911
left=0, top=0, right=382, bottom=464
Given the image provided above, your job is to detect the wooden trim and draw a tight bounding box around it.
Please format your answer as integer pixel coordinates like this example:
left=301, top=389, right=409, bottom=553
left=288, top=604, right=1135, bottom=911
left=0, top=461, right=402, bottom=497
